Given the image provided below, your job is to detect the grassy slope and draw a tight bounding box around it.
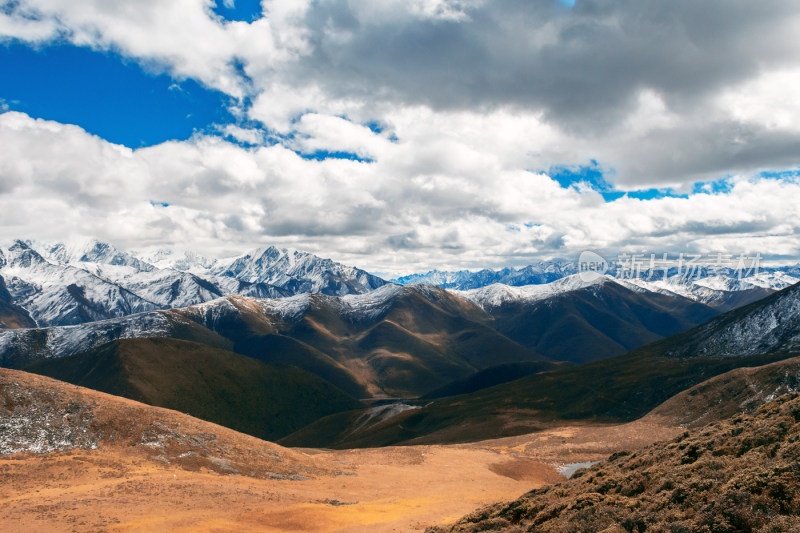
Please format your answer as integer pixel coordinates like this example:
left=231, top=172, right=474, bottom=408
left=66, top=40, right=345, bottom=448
left=26, top=337, right=363, bottom=442
left=280, top=288, right=546, bottom=397
left=280, top=350, right=792, bottom=448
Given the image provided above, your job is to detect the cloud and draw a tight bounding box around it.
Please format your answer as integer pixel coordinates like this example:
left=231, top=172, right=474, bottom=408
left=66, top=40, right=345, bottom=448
left=2, top=1, right=800, bottom=271
left=2, top=111, right=799, bottom=274
left=2, top=0, right=798, bottom=187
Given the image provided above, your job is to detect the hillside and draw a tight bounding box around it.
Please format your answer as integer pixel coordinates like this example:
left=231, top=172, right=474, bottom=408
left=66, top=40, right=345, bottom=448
left=172, top=286, right=546, bottom=398
left=25, top=338, right=362, bottom=441
left=427, top=393, right=800, bottom=532
left=458, top=277, right=719, bottom=363
left=282, top=282, right=800, bottom=448
left=0, top=366, right=330, bottom=478
left=280, top=350, right=789, bottom=448
left=3, top=367, right=676, bottom=532
left=646, top=355, right=800, bottom=428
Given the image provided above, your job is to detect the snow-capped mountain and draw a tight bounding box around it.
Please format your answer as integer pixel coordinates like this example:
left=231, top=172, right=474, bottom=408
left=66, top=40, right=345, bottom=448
left=39, top=238, right=155, bottom=273
left=452, top=274, right=626, bottom=309
left=394, top=261, right=578, bottom=289
left=0, top=310, right=180, bottom=368
left=396, top=262, right=800, bottom=292
left=0, top=239, right=387, bottom=327
left=623, top=275, right=779, bottom=311
left=661, top=282, right=800, bottom=358
left=0, top=241, right=160, bottom=327
left=452, top=272, right=783, bottom=313
left=207, top=246, right=386, bottom=296
left=451, top=274, right=721, bottom=363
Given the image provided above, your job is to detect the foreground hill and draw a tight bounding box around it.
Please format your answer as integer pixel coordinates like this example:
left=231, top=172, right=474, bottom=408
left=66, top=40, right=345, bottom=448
left=427, top=392, right=800, bottom=532
left=0, top=367, right=330, bottom=479
left=3, top=367, right=680, bottom=532
left=24, top=338, right=362, bottom=441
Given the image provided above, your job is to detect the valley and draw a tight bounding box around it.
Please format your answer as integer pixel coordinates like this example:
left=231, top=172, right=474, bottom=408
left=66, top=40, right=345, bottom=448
left=2, top=239, right=800, bottom=532
left=0, top=368, right=680, bottom=532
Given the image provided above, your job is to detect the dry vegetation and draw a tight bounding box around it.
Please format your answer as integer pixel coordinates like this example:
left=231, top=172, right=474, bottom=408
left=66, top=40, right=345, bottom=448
left=427, top=393, right=800, bottom=533
left=0, top=368, right=679, bottom=532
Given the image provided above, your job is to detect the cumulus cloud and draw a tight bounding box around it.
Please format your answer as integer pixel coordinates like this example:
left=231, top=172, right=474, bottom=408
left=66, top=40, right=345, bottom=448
left=2, top=1, right=800, bottom=272
left=1, top=111, right=799, bottom=274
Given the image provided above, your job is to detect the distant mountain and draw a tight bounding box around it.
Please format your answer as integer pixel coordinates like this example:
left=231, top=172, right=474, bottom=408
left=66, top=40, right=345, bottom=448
left=393, top=261, right=578, bottom=289
left=2, top=237, right=791, bottom=328
left=394, top=261, right=800, bottom=292
left=283, top=281, right=800, bottom=448
left=207, top=246, right=387, bottom=295
left=0, top=285, right=545, bottom=398
left=176, top=284, right=546, bottom=398
left=0, top=307, right=232, bottom=369
left=0, top=241, right=160, bottom=326
left=2, top=269, right=782, bottom=401
left=0, top=239, right=387, bottom=327
left=626, top=274, right=778, bottom=311
left=428, top=393, right=800, bottom=533
left=453, top=275, right=719, bottom=363
left=0, top=273, right=35, bottom=329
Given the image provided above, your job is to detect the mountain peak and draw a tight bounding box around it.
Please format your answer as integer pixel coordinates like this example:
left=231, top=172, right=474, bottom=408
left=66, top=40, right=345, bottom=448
left=35, top=239, right=155, bottom=272
left=6, top=240, right=48, bottom=268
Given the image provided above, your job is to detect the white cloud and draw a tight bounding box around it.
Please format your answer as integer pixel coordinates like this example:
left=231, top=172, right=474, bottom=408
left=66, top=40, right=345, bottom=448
left=2, top=111, right=799, bottom=275
left=2, top=1, right=800, bottom=271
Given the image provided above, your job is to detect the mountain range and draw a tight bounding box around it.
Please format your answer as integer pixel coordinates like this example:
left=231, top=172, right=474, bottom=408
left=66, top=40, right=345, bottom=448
left=2, top=238, right=797, bottom=330
left=4, top=239, right=800, bottom=531
left=394, top=261, right=800, bottom=291
left=0, top=239, right=385, bottom=327
left=282, top=280, right=800, bottom=448
left=2, top=237, right=800, bottom=449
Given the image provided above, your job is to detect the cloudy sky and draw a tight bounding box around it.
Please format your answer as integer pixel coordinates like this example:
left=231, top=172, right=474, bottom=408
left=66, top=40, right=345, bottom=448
left=1, top=0, right=800, bottom=275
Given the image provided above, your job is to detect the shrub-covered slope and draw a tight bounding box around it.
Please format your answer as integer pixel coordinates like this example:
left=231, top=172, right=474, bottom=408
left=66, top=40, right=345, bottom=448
left=427, top=393, right=800, bottom=532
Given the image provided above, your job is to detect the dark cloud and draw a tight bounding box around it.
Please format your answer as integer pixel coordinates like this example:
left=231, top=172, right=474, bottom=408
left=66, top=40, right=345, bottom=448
left=293, top=0, right=800, bottom=129
left=611, top=121, right=800, bottom=186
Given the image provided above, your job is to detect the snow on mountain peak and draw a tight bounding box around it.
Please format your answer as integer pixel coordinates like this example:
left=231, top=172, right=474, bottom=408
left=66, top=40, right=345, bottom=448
left=453, top=273, right=613, bottom=308
left=5, top=240, right=50, bottom=269
left=34, top=238, right=155, bottom=272
left=0, top=239, right=388, bottom=327
left=665, top=283, right=800, bottom=358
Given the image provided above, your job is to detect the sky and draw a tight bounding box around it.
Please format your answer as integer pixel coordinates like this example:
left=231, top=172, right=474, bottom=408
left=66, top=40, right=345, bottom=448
left=1, top=0, right=800, bottom=276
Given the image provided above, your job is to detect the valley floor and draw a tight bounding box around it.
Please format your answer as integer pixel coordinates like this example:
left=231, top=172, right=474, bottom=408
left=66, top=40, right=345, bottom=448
left=0, top=419, right=679, bottom=532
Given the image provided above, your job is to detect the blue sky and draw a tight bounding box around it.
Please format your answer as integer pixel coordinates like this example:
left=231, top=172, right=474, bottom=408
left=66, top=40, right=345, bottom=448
left=212, top=0, right=263, bottom=22
left=1, top=1, right=799, bottom=272
left=0, top=43, right=235, bottom=147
